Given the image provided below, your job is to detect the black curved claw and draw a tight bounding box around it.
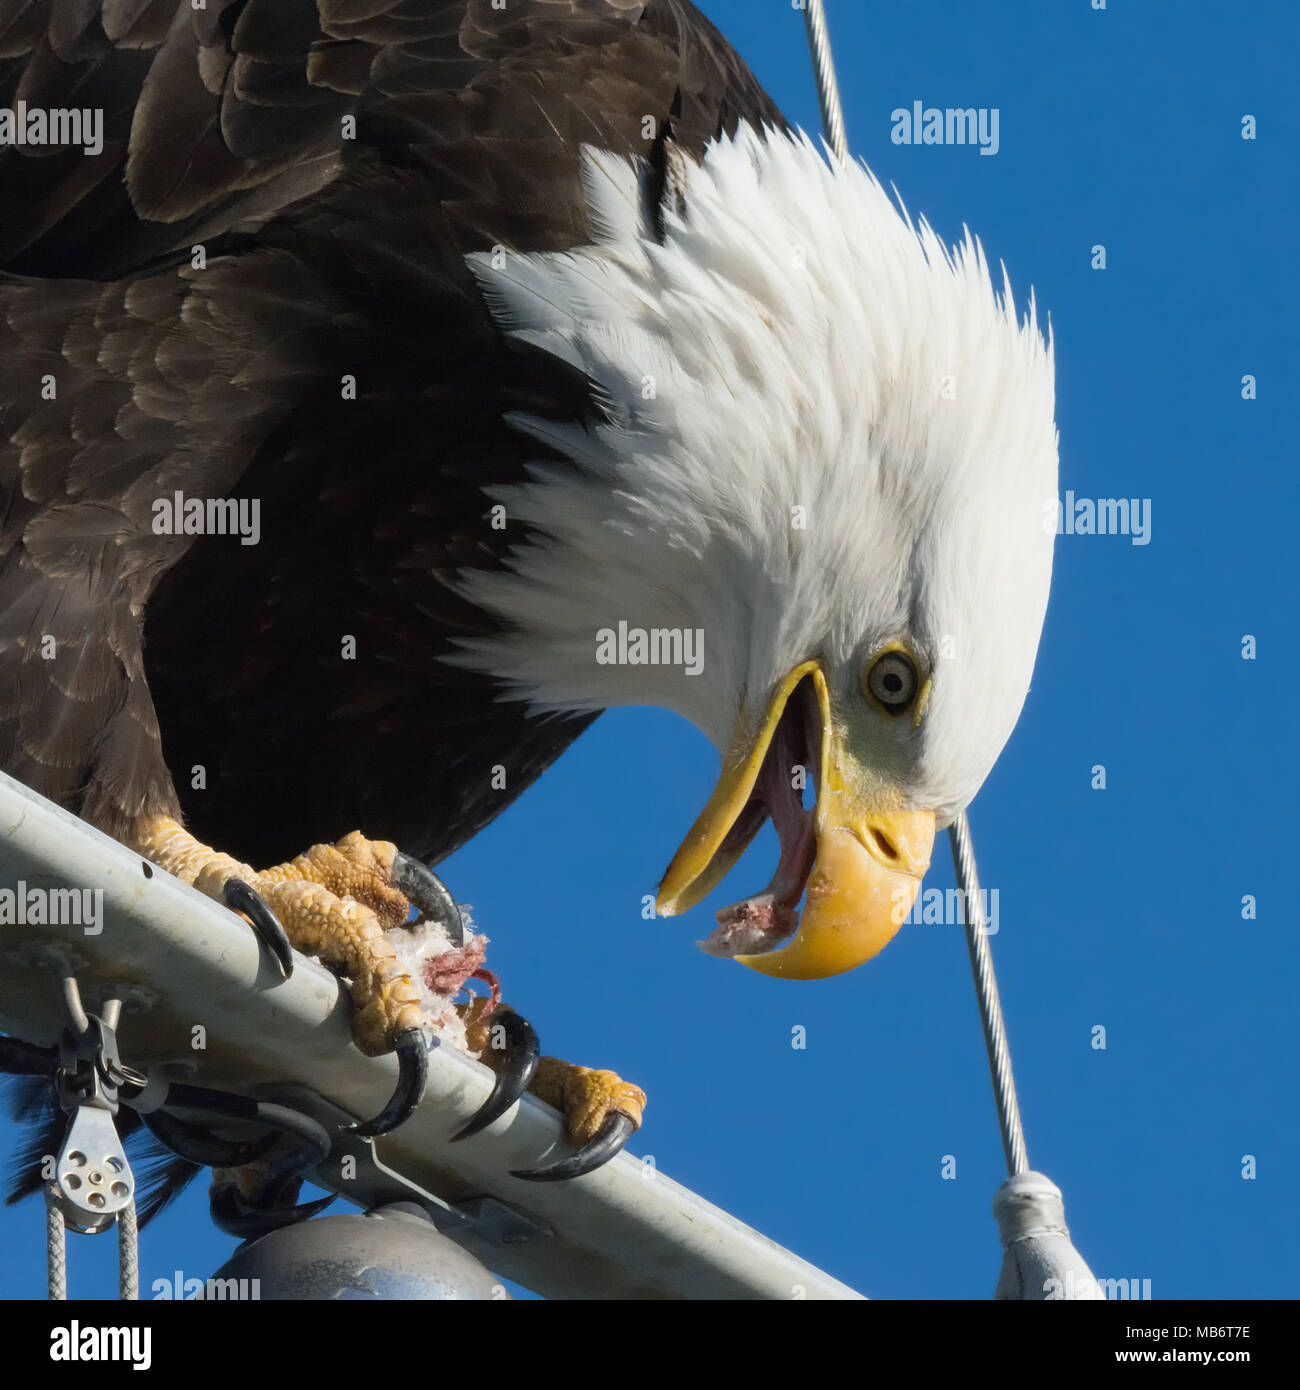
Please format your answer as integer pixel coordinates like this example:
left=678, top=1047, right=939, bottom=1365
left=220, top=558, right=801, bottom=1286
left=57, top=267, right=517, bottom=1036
left=392, top=852, right=464, bottom=947
left=511, top=1112, right=637, bottom=1183
left=142, top=1109, right=277, bottom=1169
left=345, top=1028, right=428, bottom=1138
left=202, top=1098, right=334, bottom=1239
left=223, top=878, right=294, bottom=980
left=450, top=1009, right=540, bottom=1142
left=210, top=1182, right=336, bottom=1240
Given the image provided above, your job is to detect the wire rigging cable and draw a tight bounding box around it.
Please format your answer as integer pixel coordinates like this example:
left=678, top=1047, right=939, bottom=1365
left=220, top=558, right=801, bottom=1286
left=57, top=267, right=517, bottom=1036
left=949, top=813, right=1029, bottom=1176
left=801, top=0, right=850, bottom=165
left=800, top=1, right=1028, bottom=1180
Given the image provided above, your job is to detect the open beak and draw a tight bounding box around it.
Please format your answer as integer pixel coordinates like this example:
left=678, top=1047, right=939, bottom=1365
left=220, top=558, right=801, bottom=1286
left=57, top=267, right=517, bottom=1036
left=656, top=661, right=935, bottom=980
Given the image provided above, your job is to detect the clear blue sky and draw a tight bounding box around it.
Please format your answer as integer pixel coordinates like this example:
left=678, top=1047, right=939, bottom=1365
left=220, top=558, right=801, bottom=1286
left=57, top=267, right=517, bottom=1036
left=3, top=0, right=1295, bottom=1299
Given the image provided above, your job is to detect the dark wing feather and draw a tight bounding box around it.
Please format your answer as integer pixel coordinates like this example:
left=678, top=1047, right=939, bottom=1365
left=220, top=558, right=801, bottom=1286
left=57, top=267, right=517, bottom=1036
left=0, top=1, right=782, bottom=857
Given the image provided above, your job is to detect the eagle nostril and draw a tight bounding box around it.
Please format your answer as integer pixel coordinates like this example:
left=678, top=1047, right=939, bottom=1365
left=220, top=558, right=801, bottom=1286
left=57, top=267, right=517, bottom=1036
left=870, top=828, right=899, bottom=861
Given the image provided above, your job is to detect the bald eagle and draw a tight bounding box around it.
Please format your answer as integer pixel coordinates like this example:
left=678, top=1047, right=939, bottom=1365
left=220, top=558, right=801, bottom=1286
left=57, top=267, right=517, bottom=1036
left=0, top=0, right=1055, bottom=1220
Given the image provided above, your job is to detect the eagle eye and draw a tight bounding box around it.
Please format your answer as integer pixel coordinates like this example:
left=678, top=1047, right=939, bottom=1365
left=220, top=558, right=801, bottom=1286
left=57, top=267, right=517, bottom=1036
left=865, top=651, right=919, bottom=714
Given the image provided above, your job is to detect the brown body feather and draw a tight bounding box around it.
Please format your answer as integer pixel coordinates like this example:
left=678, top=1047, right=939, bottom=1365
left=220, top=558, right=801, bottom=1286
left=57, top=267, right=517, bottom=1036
left=0, top=0, right=782, bottom=865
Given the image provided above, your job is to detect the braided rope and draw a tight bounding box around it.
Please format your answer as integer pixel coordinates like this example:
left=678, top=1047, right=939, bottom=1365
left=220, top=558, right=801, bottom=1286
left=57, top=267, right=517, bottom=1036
left=117, top=1199, right=139, bottom=1301
left=44, top=1185, right=67, bottom=1301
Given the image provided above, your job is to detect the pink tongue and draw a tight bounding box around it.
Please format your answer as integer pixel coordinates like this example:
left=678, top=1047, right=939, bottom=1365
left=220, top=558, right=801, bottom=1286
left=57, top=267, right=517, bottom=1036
left=702, top=709, right=817, bottom=960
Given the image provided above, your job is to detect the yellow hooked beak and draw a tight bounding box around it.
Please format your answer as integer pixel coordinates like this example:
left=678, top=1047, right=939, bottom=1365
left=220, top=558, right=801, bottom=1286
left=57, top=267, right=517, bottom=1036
left=656, top=661, right=935, bottom=979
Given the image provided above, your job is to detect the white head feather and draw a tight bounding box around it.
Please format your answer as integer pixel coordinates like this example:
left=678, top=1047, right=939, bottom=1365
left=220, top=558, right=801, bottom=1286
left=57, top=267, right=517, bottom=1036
left=454, top=125, right=1058, bottom=826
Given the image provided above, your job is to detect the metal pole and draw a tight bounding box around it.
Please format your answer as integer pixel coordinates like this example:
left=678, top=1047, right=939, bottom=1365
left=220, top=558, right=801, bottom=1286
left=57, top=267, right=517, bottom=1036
left=0, top=771, right=864, bottom=1301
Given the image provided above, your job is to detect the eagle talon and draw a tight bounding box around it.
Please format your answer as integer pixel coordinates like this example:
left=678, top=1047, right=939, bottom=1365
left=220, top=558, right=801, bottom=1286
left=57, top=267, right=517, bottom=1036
left=346, top=1027, right=428, bottom=1137
left=223, top=878, right=294, bottom=980
left=451, top=1009, right=540, bottom=1141
left=207, top=1102, right=335, bottom=1239
left=210, top=1182, right=336, bottom=1240
left=391, top=853, right=464, bottom=947
left=511, top=1111, right=637, bottom=1182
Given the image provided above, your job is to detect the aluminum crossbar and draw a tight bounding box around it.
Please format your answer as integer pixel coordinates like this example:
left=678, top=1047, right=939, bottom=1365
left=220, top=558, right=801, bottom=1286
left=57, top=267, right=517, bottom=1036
left=0, top=772, right=861, bottom=1300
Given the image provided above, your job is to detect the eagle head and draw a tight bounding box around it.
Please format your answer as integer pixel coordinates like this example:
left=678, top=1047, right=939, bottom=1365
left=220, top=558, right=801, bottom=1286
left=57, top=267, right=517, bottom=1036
left=456, top=126, right=1057, bottom=979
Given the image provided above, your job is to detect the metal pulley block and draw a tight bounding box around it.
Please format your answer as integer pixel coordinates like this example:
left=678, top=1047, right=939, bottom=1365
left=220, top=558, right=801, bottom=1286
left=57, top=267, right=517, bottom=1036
left=50, top=984, right=140, bottom=1235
